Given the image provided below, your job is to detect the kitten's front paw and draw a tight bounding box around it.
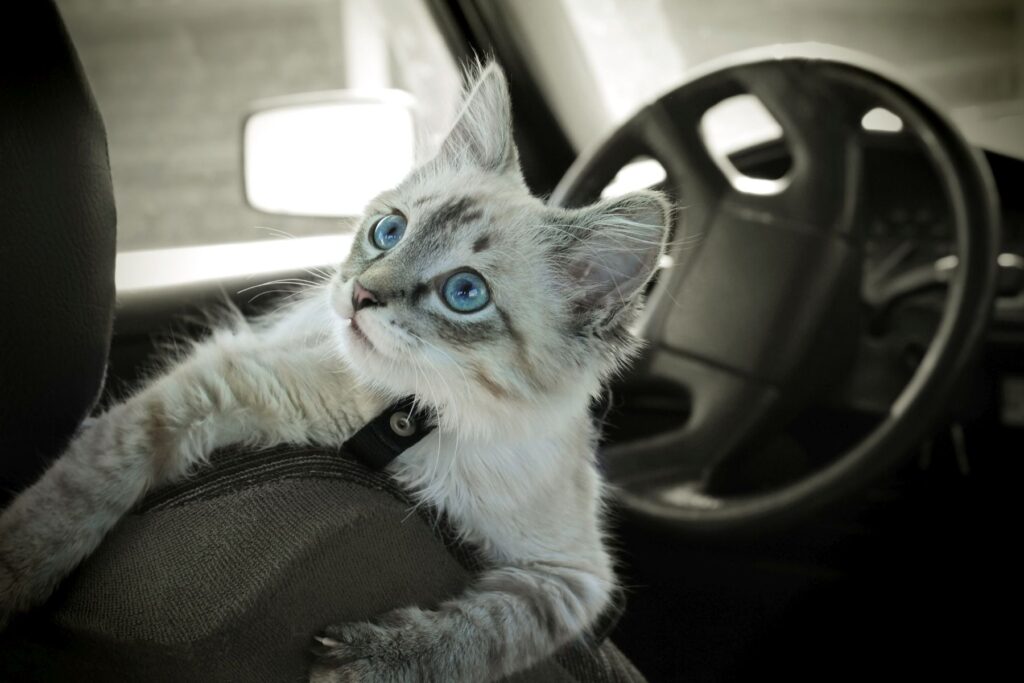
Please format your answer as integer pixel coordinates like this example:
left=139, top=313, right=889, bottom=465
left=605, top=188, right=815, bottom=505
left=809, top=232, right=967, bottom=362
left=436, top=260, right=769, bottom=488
left=0, top=511, right=63, bottom=628
left=310, top=609, right=438, bottom=683
left=0, top=535, right=24, bottom=616
left=0, top=555, right=23, bottom=631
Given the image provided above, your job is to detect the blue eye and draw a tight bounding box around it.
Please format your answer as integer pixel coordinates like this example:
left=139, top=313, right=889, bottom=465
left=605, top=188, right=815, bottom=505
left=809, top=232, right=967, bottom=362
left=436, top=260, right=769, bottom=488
left=442, top=271, right=490, bottom=313
left=371, top=213, right=407, bottom=250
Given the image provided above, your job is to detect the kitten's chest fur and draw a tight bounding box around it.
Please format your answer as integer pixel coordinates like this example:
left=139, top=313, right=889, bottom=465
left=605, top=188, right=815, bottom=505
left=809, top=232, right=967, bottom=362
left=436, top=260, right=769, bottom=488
left=388, top=412, right=605, bottom=566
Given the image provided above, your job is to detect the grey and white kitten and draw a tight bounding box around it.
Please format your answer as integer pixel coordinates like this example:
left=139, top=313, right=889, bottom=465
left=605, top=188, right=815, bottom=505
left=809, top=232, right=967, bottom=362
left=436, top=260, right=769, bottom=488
left=0, top=63, right=670, bottom=682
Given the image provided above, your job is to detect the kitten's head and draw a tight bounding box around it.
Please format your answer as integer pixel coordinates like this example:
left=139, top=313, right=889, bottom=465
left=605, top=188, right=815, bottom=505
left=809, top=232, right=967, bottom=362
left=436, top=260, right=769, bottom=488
left=329, top=63, right=670, bottom=429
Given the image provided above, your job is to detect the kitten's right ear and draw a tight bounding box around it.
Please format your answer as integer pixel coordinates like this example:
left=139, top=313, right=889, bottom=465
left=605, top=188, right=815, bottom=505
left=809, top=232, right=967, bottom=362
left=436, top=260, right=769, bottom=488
left=433, top=61, right=521, bottom=176
left=560, top=190, right=672, bottom=325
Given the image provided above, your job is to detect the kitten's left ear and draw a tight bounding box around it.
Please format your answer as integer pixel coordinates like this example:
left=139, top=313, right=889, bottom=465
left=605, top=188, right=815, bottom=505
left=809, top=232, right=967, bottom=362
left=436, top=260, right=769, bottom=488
left=435, top=61, right=520, bottom=176
left=561, top=190, right=672, bottom=322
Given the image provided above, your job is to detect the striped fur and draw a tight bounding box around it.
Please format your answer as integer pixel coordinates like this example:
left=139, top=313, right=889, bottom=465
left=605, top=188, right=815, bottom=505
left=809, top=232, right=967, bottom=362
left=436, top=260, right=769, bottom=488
left=0, top=62, right=670, bottom=682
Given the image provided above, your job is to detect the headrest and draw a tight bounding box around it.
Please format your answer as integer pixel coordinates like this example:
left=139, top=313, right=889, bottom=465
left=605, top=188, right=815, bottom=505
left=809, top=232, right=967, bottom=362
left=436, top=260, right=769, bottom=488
left=0, top=2, right=117, bottom=504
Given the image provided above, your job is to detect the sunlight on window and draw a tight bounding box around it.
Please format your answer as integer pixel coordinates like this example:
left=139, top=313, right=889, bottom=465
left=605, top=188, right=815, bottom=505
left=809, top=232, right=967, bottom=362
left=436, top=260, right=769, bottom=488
left=861, top=107, right=904, bottom=133
left=700, top=94, right=789, bottom=196
left=116, top=234, right=354, bottom=292
left=244, top=95, right=416, bottom=217
left=602, top=158, right=668, bottom=198
left=701, top=94, right=784, bottom=157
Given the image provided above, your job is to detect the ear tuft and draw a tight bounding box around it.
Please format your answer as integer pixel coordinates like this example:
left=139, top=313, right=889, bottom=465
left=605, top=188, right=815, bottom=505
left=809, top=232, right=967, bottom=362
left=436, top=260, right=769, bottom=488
left=561, top=190, right=672, bottom=321
left=434, top=60, right=520, bottom=176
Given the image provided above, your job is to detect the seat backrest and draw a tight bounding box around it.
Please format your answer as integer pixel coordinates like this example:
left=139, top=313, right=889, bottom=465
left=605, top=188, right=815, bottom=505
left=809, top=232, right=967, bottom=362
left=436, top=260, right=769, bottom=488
left=0, top=2, right=117, bottom=505
left=0, top=445, right=644, bottom=682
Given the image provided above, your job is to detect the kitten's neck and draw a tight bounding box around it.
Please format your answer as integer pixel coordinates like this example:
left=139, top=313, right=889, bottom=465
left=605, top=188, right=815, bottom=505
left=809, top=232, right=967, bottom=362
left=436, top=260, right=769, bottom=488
left=428, top=383, right=598, bottom=445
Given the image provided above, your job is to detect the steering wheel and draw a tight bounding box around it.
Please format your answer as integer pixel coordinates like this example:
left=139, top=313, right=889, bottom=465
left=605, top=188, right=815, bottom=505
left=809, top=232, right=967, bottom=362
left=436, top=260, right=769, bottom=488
left=550, top=45, right=1001, bottom=533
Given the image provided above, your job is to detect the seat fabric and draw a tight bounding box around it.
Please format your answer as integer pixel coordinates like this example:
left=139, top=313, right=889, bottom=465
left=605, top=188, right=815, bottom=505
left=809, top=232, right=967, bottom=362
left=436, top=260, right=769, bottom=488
left=0, top=447, right=645, bottom=683
left=0, top=1, right=117, bottom=506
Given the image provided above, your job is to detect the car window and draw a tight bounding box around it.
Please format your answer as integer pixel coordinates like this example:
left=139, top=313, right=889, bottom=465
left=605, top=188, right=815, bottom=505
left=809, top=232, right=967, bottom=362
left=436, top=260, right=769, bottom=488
left=504, top=0, right=1024, bottom=159
left=57, top=0, right=460, bottom=252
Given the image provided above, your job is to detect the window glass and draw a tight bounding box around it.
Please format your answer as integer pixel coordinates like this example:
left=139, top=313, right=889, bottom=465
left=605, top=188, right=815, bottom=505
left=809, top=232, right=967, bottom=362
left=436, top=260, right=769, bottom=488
left=57, top=0, right=460, bottom=251
left=505, top=0, right=1024, bottom=158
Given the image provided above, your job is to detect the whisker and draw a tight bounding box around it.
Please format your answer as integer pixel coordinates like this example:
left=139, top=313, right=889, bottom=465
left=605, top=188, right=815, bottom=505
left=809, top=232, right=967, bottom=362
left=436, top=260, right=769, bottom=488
left=238, top=278, right=318, bottom=295
left=253, top=226, right=299, bottom=240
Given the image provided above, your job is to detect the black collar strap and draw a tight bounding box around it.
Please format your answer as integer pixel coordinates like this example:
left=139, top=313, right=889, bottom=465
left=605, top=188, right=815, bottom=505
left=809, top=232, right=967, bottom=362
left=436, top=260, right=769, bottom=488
left=345, top=396, right=436, bottom=470
left=347, top=390, right=613, bottom=472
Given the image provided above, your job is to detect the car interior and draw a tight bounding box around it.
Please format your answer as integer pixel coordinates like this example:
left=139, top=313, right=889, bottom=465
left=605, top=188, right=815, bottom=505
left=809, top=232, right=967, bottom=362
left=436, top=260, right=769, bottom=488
left=1, top=1, right=1020, bottom=681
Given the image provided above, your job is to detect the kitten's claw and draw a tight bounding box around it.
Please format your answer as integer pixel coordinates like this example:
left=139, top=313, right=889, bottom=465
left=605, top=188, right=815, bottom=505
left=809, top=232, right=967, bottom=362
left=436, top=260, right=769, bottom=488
left=310, top=610, right=432, bottom=683
left=315, top=636, right=341, bottom=647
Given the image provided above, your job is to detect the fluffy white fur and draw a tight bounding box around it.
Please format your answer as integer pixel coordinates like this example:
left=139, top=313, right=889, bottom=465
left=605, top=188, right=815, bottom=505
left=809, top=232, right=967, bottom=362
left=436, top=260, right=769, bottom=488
left=0, top=62, right=671, bottom=682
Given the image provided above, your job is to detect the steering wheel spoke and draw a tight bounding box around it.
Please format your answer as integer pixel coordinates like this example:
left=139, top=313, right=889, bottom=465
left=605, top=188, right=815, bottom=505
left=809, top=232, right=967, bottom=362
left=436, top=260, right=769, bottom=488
left=604, top=347, right=780, bottom=492
left=637, top=99, right=731, bottom=205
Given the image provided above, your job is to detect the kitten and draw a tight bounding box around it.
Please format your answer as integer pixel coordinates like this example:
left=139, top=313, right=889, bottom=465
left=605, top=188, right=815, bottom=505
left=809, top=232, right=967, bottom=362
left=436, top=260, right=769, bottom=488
left=0, top=63, right=671, bottom=682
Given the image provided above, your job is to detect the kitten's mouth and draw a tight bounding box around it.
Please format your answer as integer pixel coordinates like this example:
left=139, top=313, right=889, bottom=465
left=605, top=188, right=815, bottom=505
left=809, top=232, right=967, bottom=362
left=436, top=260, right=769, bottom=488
left=349, top=317, right=375, bottom=350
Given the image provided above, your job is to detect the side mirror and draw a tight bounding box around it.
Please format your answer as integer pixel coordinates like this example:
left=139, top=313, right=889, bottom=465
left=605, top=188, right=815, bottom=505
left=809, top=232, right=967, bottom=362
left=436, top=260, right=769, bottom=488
left=243, top=91, right=416, bottom=218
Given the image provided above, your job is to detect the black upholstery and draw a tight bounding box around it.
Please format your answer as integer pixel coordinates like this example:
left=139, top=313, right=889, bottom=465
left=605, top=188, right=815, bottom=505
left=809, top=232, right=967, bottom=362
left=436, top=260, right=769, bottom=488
left=0, top=2, right=117, bottom=505
left=0, top=447, right=644, bottom=682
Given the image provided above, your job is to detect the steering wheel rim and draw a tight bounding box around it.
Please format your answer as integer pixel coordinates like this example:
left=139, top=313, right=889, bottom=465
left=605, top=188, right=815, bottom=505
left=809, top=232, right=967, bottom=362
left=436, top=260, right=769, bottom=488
left=551, top=45, right=1001, bottom=533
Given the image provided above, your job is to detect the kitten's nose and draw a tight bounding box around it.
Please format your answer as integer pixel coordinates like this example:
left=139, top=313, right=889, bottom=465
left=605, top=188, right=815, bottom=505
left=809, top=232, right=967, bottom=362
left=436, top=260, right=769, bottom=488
left=352, top=281, right=382, bottom=311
